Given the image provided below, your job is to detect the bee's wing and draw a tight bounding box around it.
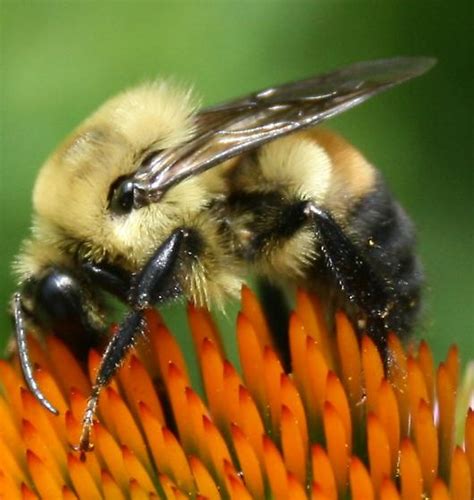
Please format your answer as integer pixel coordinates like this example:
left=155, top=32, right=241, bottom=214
left=132, top=57, right=435, bottom=205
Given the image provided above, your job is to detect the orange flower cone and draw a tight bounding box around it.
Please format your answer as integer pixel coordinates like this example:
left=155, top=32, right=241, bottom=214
left=0, top=286, right=472, bottom=499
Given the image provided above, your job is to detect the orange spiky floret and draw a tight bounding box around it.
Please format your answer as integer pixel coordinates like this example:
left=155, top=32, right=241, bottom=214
left=0, top=288, right=471, bottom=499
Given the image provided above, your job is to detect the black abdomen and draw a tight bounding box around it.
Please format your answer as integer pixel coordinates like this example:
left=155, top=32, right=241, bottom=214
left=348, top=177, right=424, bottom=338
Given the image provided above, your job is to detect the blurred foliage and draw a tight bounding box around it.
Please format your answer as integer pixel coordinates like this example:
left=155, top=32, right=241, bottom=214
left=1, top=1, right=472, bottom=366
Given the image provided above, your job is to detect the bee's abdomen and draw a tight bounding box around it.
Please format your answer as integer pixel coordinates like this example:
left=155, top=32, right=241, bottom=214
left=348, top=176, right=424, bottom=337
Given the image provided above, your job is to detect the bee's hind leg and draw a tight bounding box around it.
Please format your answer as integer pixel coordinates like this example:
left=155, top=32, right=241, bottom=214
left=77, top=227, right=193, bottom=453
left=257, top=278, right=292, bottom=369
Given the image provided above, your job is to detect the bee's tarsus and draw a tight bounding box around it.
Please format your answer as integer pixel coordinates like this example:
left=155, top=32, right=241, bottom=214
left=77, top=395, right=98, bottom=455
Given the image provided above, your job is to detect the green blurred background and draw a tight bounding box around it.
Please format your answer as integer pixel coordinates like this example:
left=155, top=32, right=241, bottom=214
left=1, top=1, right=472, bottom=369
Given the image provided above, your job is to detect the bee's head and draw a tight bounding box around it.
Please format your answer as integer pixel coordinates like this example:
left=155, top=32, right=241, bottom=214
left=32, top=81, right=213, bottom=269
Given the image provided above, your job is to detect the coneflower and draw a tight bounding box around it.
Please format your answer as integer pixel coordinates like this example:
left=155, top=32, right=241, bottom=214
left=0, top=286, right=472, bottom=499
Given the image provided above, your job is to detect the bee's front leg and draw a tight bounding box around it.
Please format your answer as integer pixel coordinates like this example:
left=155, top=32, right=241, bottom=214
left=77, top=227, right=192, bottom=453
left=128, top=227, right=191, bottom=308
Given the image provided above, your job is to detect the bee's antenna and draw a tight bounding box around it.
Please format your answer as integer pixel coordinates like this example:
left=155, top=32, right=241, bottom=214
left=13, top=292, right=59, bottom=415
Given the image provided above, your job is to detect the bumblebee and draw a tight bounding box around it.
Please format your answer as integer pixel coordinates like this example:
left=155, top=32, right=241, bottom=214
left=11, top=57, right=434, bottom=452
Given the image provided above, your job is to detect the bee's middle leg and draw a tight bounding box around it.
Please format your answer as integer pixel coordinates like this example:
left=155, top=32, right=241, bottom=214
left=256, top=198, right=391, bottom=352
left=303, top=203, right=392, bottom=351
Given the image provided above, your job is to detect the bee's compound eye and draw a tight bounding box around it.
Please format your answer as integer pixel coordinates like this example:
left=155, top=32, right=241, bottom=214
left=108, top=176, right=135, bottom=215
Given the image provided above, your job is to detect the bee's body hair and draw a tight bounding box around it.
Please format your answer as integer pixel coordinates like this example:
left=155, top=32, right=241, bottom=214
left=16, top=125, right=421, bottom=337
left=10, top=59, right=433, bottom=451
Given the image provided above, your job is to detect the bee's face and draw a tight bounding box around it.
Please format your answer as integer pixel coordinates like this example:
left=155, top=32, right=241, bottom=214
left=32, top=82, right=217, bottom=269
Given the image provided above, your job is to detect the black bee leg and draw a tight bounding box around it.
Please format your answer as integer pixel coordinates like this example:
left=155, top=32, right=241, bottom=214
left=80, top=260, right=131, bottom=303
left=77, top=228, right=190, bottom=453
left=257, top=279, right=291, bottom=369
left=76, top=310, right=146, bottom=454
left=304, top=203, right=392, bottom=351
left=128, top=227, right=192, bottom=308
left=12, top=293, right=59, bottom=415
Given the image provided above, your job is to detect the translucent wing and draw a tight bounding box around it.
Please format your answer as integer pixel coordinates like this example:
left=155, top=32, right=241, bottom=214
left=132, top=57, right=435, bottom=206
